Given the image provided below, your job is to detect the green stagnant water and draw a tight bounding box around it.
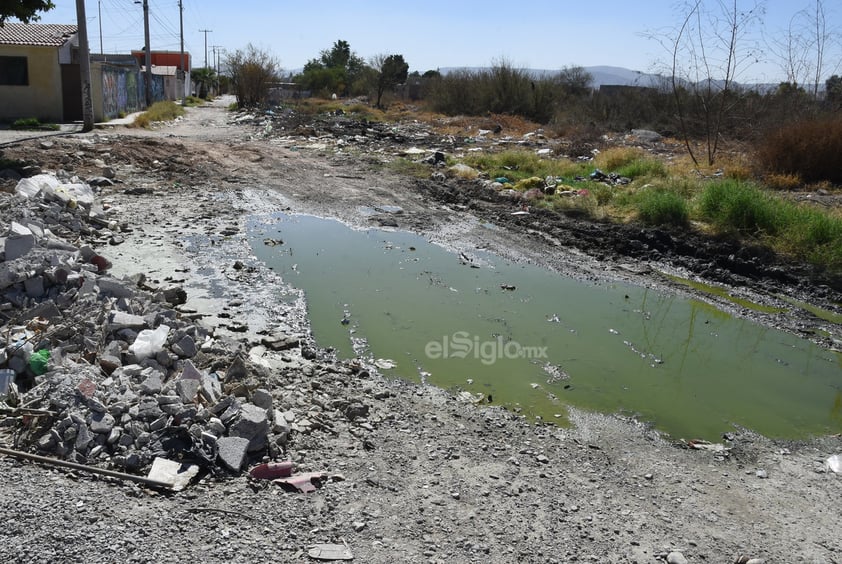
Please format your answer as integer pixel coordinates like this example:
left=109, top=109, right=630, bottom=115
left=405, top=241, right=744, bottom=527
left=248, top=213, right=842, bottom=441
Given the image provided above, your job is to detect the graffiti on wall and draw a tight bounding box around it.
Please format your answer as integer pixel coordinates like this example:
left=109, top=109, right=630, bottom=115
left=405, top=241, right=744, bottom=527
left=100, top=65, right=166, bottom=119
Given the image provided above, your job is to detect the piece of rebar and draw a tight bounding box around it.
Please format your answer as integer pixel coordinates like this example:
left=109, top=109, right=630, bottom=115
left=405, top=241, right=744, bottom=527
left=0, top=446, right=173, bottom=489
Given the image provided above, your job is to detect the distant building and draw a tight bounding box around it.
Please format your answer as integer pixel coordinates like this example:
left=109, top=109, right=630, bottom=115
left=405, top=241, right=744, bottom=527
left=0, top=23, right=80, bottom=122
left=131, top=50, right=191, bottom=99
left=0, top=23, right=193, bottom=124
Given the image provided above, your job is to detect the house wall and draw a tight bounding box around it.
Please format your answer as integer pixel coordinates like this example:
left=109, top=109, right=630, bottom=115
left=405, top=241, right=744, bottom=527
left=92, top=62, right=167, bottom=121
left=0, top=45, right=64, bottom=122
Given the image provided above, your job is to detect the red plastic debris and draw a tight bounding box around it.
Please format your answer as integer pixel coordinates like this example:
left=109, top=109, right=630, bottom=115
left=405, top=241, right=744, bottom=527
left=273, top=471, right=328, bottom=493
left=249, top=461, right=294, bottom=480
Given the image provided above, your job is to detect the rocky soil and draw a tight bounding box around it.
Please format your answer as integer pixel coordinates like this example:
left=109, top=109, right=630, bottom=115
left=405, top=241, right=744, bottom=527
left=0, top=96, right=840, bottom=564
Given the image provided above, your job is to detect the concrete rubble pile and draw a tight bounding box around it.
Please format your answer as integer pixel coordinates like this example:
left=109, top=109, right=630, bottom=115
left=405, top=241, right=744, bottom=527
left=0, top=172, right=299, bottom=477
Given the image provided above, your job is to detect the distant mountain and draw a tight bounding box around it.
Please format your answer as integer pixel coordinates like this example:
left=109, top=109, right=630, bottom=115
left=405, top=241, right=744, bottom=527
left=581, top=66, right=664, bottom=88
left=435, top=65, right=788, bottom=92
left=437, top=65, right=665, bottom=88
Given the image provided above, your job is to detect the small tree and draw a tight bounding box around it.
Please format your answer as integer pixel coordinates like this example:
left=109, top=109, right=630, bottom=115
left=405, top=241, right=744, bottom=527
left=191, top=67, right=215, bottom=99
left=226, top=44, right=279, bottom=108
left=370, top=54, right=408, bottom=108
left=298, top=39, right=366, bottom=97
left=826, top=74, right=842, bottom=108
left=651, top=0, right=764, bottom=166
left=0, top=0, right=54, bottom=25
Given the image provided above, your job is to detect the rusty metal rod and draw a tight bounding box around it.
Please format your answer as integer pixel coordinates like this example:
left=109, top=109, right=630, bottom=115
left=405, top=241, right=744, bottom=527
left=0, top=446, right=173, bottom=489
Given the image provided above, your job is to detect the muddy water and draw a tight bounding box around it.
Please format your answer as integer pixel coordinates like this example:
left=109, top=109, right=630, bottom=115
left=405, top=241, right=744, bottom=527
left=248, top=213, right=842, bottom=441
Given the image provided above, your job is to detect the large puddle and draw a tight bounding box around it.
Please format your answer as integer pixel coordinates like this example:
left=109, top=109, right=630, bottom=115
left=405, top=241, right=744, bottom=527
left=248, top=213, right=842, bottom=441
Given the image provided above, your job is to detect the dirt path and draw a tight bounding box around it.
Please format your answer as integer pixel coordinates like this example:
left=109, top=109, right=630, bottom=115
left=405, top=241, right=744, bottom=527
left=0, top=97, right=840, bottom=564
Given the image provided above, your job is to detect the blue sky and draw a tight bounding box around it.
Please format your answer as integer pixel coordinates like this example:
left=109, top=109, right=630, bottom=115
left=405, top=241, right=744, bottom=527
left=30, top=1, right=842, bottom=82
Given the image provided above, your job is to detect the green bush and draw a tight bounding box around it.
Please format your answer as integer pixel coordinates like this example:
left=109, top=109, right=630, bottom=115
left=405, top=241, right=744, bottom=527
left=698, top=179, right=842, bottom=269
left=131, top=101, right=185, bottom=128
left=636, top=189, right=689, bottom=227
left=11, top=117, right=59, bottom=131
left=615, top=158, right=667, bottom=180
left=462, top=150, right=589, bottom=183
left=785, top=207, right=842, bottom=266
left=426, top=61, right=591, bottom=123
left=698, top=180, right=781, bottom=234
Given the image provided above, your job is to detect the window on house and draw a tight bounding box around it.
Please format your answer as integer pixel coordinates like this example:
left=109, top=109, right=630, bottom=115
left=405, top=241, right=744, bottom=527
left=0, top=56, right=29, bottom=86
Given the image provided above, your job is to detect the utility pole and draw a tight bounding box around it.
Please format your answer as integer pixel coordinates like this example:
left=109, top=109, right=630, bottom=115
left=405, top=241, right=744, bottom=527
left=142, top=0, right=151, bottom=107
left=97, top=0, right=103, bottom=56
left=179, top=0, right=186, bottom=104
left=212, top=45, right=223, bottom=95
left=199, top=29, right=212, bottom=68
left=75, top=0, right=94, bottom=131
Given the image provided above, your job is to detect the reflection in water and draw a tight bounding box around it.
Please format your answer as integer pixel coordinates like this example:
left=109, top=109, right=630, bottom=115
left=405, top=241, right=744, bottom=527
left=248, top=213, right=842, bottom=440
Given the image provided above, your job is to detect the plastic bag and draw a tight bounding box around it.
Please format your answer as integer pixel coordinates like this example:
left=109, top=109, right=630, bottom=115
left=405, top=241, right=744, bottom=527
left=29, top=349, right=50, bottom=375
left=43, top=182, right=95, bottom=209
left=14, top=174, right=61, bottom=200
left=129, top=325, right=170, bottom=360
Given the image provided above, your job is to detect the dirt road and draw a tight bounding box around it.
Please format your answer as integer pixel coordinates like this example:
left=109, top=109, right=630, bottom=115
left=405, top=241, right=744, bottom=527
left=0, top=96, right=840, bottom=564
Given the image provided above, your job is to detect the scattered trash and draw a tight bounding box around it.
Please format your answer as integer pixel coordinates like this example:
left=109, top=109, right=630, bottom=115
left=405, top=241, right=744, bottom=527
left=0, top=369, right=15, bottom=396
left=28, top=349, right=50, bottom=376
left=307, top=542, right=353, bottom=561
left=129, top=324, right=171, bottom=360
left=374, top=358, right=396, bottom=370
left=147, top=457, right=200, bottom=491
left=274, top=470, right=329, bottom=493
left=825, top=454, right=842, bottom=473
left=249, top=460, right=294, bottom=480
left=0, top=446, right=174, bottom=489
left=686, top=439, right=731, bottom=457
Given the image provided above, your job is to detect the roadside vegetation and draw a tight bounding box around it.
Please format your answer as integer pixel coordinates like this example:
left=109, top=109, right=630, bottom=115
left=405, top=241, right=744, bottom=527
left=10, top=117, right=59, bottom=131
left=440, top=145, right=842, bottom=271
left=215, top=11, right=842, bottom=274
left=130, top=101, right=185, bottom=128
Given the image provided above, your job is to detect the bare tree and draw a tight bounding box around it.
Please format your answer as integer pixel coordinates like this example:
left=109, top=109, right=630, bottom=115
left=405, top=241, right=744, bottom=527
left=768, top=0, right=837, bottom=98
left=226, top=44, right=280, bottom=108
left=650, top=0, right=764, bottom=166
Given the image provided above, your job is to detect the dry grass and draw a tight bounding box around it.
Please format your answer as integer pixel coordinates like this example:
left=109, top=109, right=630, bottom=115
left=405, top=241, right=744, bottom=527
left=754, top=116, right=842, bottom=184
left=765, top=173, right=803, bottom=191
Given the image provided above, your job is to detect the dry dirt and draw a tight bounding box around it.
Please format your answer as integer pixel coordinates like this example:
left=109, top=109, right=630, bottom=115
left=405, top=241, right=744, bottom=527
left=0, top=96, right=841, bottom=564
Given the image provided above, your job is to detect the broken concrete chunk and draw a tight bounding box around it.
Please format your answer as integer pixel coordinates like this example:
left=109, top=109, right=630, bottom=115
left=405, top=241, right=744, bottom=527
left=23, top=276, right=45, bottom=298
left=216, top=436, right=250, bottom=472
left=74, top=424, right=93, bottom=453
left=161, top=286, right=187, bottom=306
left=172, top=334, right=197, bottom=358
left=99, top=354, right=121, bottom=375
left=225, top=354, right=248, bottom=382
left=147, top=457, right=199, bottom=491
left=108, top=311, right=147, bottom=332
left=139, top=373, right=163, bottom=395
left=97, top=276, right=135, bottom=299
left=5, top=222, right=36, bottom=261
left=89, top=412, right=115, bottom=434
left=176, top=378, right=201, bottom=404
left=200, top=373, right=221, bottom=404
left=229, top=403, right=270, bottom=452
left=260, top=332, right=300, bottom=351
left=180, top=359, right=203, bottom=380
left=251, top=388, right=273, bottom=412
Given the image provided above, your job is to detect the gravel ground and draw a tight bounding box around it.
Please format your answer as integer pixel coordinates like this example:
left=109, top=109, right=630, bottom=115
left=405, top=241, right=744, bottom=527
left=0, top=96, right=840, bottom=564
